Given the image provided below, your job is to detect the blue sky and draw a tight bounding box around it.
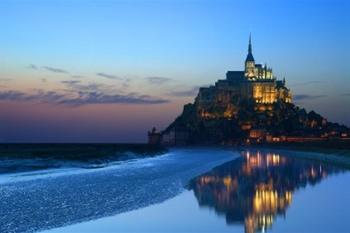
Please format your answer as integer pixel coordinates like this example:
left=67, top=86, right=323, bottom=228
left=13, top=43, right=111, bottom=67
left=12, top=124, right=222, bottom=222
left=0, top=0, right=349, bottom=142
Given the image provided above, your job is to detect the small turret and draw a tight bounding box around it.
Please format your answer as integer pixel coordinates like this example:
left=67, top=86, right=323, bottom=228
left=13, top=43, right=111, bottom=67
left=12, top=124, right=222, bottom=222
left=148, top=127, right=161, bottom=145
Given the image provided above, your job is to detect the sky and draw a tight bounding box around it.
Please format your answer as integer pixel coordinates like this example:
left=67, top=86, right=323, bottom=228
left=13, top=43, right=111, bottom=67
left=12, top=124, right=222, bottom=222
left=0, top=0, right=349, bottom=143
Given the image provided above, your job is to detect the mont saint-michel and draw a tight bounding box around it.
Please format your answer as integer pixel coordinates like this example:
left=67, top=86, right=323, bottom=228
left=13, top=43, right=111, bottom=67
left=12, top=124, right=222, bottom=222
left=2, top=1, right=350, bottom=232
left=149, top=36, right=350, bottom=146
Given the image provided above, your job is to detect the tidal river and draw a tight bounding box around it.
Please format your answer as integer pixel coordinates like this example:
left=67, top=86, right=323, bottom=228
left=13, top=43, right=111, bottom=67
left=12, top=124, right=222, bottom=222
left=1, top=148, right=349, bottom=233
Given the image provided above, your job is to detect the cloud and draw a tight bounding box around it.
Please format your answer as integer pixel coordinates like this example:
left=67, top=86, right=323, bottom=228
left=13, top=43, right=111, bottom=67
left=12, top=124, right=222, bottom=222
left=61, top=80, right=81, bottom=85
left=122, top=81, right=130, bottom=89
left=0, top=88, right=169, bottom=106
left=168, top=86, right=200, bottom=97
left=61, top=80, right=110, bottom=94
left=146, top=76, right=173, bottom=85
left=27, top=64, right=38, bottom=70
left=71, top=75, right=84, bottom=79
left=119, top=78, right=132, bottom=89
left=341, top=93, right=350, bottom=97
left=0, top=90, right=66, bottom=103
left=293, top=94, right=327, bottom=101
left=59, top=92, right=170, bottom=105
left=0, top=90, right=27, bottom=100
left=36, top=90, right=69, bottom=103
left=43, top=66, right=69, bottom=74
left=96, top=73, right=121, bottom=80
left=60, top=81, right=168, bottom=105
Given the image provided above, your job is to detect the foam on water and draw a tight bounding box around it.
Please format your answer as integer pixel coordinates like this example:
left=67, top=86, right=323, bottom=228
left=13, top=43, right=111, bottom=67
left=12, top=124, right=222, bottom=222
left=0, top=152, right=174, bottom=185
left=0, top=148, right=238, bottom=233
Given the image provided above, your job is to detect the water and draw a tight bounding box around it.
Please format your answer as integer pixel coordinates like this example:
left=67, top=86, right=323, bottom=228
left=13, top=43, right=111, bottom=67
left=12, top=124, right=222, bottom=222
left=186, top=150, right=350, bottom=233
left=0, top=148, right=238, bottom=233
left=1, top=149, right=349, bottom=233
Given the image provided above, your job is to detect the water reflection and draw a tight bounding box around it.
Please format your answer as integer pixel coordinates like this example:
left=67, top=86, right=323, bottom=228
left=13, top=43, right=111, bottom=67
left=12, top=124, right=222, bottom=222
left=188, top=151, right=347, bottom=233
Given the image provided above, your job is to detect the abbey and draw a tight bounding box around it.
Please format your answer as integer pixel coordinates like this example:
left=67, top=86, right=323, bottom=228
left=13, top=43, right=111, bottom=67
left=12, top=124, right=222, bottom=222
left=196, top=35, right=292, bottom=118
left=149, top=35, right=349, bottom=146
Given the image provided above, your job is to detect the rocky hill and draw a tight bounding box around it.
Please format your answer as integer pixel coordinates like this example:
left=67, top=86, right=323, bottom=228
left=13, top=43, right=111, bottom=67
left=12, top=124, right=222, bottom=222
left=148, top=36, right=350, bottom=146
left=161, top=98, right=349, bottom=145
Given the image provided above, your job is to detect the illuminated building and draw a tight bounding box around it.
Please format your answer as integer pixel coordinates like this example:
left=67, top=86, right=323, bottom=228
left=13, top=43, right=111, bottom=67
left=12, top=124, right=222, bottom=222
left=196, top=35, right=292, bottom=118
left=153, top=35, right=349, bottom=146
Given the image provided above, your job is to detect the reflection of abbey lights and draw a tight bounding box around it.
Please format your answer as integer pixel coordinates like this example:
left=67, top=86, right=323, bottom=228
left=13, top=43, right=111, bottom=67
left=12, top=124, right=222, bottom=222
left=242, top=151, right=287, bottom=176
left=199, top=175, right=239, bottom=194
left=190, top=151, right=340, bottom=233
left=243, top=152, right=292, bottom=232
left=245, top=215, right=274, bottom=233
left=250, top=189, right=292, bottom=233
left=197, top=173, right=293, bottom=233
left=244, top=151, right=286, bottom=167
left=253, top=189, right=292, bottom=215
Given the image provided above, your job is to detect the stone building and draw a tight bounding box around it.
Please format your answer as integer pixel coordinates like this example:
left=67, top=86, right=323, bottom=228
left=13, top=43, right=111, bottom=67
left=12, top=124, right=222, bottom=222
left=147, top=127, right=161, bottom=145
left=196, top=35, right=292, bottom=118
left=149, top=35, right=301, bottom=146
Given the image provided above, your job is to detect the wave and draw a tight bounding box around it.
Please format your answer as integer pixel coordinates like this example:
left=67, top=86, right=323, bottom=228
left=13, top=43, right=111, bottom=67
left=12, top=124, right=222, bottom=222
left=0, top=148, right=238, bottom=233
left=0, top=143, right=167, bottom=174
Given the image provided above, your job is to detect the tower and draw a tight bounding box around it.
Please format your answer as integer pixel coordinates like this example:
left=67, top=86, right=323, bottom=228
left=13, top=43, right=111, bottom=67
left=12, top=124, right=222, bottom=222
left=245, top=34, right=255, bottom=79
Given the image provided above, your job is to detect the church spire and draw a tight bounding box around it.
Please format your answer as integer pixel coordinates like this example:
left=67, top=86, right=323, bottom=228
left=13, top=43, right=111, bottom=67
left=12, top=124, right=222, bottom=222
left=245, top=33, right=255, bottom=62
left=248, top=33, right=252, bottom=54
